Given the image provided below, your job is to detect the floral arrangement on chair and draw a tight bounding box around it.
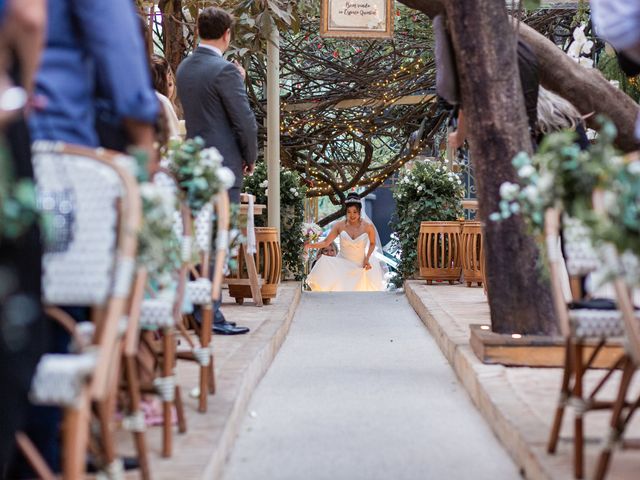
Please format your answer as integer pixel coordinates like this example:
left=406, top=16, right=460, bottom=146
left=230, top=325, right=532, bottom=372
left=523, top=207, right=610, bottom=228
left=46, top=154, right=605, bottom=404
left=490, top=119, right=619, bottom=238
left=137, top=183, right=182, bottom=292
left=389, top=160, right=464, bottom=287
left=167, top=137, right=235, bottom=213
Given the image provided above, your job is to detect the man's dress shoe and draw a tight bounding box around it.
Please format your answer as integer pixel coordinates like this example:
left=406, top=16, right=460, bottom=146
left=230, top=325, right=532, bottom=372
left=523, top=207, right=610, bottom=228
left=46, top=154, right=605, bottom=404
left=213, top=322, right=250, bottom=335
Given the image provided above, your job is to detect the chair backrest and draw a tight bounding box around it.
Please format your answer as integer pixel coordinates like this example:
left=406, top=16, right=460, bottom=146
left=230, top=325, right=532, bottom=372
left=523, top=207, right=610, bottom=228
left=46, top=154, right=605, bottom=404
left=591, top=189, right=640, bottom=364
left=32, top=141, right=141, bottom=400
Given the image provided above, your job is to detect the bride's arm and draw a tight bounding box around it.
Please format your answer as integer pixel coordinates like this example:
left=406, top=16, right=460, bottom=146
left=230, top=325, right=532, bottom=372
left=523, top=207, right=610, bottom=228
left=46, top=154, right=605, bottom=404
left=363, top=225, right=376, bottom=270
left=304, top=224, right=339, bottom=250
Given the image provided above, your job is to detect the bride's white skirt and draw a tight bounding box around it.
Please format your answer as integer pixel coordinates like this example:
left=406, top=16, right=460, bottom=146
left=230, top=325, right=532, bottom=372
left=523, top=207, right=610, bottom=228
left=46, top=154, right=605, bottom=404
left=306, top=255, right=385, bottom=292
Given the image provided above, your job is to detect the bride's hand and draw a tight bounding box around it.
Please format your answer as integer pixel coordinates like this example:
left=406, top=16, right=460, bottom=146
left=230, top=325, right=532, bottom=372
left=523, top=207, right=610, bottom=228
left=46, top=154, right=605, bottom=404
left=363, top=260, right=372, bottom=270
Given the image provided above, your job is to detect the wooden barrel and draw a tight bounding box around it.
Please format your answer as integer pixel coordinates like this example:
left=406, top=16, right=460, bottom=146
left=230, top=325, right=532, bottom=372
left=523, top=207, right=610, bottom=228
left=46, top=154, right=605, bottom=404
left=417, top=222, right=462, bottom=284
left=229, top=227, right=282, bottom=304
left=461, top=221, right=484, bottom=287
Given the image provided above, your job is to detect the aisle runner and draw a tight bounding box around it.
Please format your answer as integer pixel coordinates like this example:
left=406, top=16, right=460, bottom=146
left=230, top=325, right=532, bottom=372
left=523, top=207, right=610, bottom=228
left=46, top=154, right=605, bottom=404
left=223, top=292, right=518, bottom=480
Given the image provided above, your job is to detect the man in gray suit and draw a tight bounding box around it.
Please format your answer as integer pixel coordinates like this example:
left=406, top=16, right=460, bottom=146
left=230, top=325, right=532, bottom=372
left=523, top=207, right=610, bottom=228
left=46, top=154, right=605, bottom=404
left=177, top=6, right=257, bottom=203
left=177, top=7, right=257, bottom=335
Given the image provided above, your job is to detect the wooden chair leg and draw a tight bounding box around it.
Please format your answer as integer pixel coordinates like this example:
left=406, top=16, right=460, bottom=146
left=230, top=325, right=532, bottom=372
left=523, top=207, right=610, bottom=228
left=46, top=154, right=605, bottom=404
left=208, top=357, right=216, bottom=395
left=573, top=343, right=585, bottom=479
left=548, top=338, right=573, bottom=454
left=15, top=432, right=56, bottom=480
left=175, top=385, right=187, bottom=434
left=124, top=354, right=151, bottom=480
left=199, top=305, right=212, bottom=413
left=162, top=332, right=174, bottom=458
left=96, top=393, right=118, bottom=471
left=594, top=359, right=635, bottom=480
left=62, top=388, right=91, bottom=480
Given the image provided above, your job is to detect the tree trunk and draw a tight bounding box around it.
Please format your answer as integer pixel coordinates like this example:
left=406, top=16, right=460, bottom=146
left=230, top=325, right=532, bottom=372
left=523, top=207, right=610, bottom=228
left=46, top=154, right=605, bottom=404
left=397, top=0, right=640, bottom=334
left=159, top=0, right=186, bottom=75
left=447, top=0, right=556, bottom=334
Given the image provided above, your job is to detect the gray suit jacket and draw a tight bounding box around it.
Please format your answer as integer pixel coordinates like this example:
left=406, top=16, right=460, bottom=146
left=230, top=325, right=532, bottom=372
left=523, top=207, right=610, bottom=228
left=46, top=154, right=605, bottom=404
left=176, top=47, right=258, bottom=190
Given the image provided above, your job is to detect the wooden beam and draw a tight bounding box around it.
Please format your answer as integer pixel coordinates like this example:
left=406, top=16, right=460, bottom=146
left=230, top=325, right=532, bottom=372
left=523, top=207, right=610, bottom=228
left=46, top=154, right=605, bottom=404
left=282, top=94, right=436, bottom=112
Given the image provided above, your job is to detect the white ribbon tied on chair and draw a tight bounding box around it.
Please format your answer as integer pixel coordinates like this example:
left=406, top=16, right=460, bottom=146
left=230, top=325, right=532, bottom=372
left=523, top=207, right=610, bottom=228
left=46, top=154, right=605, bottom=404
left=192, top=345, right=214, bottom=366
left=153, top=375, right=176, bottom=402
left=246, top=194, right=257, bottom=255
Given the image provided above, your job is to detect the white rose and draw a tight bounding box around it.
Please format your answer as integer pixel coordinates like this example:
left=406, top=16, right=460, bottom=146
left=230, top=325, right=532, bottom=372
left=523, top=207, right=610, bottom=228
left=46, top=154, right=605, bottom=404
left=260, top=180, right=268, bottom=188
left=217, top=167, right=236, bottom=189
left=518, top=165, right=535, bottom=179
left=200, top=147, right=223, bottom=168
left=290, top=187, right=297, bottom=193
left=499, top=182, right=519, bottom=201
left=628, top=161, right=640, bottom=175
left=537, top=173, right=554, bottom=193
left=522, top=185, right=538, bottom=203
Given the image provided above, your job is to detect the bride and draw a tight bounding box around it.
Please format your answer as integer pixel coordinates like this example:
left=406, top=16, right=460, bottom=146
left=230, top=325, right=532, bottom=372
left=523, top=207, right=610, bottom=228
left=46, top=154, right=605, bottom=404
left=304, top=193, right=385, bottom=292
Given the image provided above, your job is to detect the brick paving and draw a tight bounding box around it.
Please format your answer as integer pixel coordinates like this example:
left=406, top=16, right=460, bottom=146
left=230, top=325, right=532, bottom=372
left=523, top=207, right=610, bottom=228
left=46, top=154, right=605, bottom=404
left=117, top=282, right=301, bottom=479
left=406, top=281, right=640, bottom=480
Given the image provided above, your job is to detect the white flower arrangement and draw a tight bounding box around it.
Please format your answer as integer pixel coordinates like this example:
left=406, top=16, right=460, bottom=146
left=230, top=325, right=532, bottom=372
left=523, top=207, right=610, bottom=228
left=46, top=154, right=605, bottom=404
left=566, top=24, right=594, bottom=69
left=301, top=222, right=323, bottom=243
left=138, top=182, right=182, bottom=290
left=167, top=137, right=233, bottom=213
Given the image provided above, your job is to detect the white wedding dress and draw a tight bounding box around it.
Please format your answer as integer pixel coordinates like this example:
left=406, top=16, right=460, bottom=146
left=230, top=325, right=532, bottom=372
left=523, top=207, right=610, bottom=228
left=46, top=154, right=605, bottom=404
left=307, top=231, right=385, bottom=292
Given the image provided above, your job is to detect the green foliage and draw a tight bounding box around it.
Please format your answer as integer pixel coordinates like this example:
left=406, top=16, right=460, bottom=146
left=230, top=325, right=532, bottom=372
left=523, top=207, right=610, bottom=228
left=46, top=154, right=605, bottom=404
left=597, top=51, right=640, bottom=103
left=167, top=137, right=235, bottom=213
left=389, top=161, right=464, bottom=287
left=138, top=183, right=182, bottom=291
left=589, top=160, right=640, bottom=263
left=491, top=119, right=619, bottom=238
left=242, top=161, right=307, bottom=279
left=0, top=142, right=38, bottom=241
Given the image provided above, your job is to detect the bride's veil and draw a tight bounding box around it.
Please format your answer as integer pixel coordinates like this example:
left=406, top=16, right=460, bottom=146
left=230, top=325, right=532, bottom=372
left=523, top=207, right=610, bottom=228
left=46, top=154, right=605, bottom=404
left=359, top=198, right=389, bottom=275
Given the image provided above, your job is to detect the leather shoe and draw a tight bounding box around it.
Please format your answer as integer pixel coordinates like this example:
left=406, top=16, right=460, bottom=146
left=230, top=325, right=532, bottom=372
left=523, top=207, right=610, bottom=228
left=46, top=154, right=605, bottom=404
left=213, top=323, right=250, bottom=335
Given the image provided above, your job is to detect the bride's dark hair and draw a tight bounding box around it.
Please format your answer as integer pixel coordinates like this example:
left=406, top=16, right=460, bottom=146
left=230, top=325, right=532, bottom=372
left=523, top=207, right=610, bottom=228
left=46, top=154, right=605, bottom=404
left=344, top=192, right=362, bottom=213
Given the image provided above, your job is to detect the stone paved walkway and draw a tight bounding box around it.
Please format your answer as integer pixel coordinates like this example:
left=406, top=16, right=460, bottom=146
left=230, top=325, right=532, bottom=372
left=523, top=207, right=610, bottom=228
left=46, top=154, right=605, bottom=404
left=118, top=283, right=301, bottom=479
left=222, top=291, right=519, bottom=480
left=405, top=281, right=640, bottom=480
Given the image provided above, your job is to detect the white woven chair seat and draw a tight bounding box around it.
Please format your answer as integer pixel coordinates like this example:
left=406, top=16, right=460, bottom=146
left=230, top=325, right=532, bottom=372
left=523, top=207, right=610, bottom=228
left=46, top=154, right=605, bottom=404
left=33, top=144, right=123, bottom=305
left=563, top=216, right=600, bottom=276
left=570, top=309, right=626, bottom=338
left=139, top=298, right=174, bottom=329
left=187, top=278, right=212, bottom=305
left=30, top=352, right=97, bottom=407
left=194, top=203, right=213, bottom=253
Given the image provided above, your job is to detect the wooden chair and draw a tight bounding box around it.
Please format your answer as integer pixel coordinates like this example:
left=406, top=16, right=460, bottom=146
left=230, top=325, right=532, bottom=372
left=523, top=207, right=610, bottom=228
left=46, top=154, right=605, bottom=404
left=544, top=208, right=627, bottom=478
left=591, top=188, right=640, bottom=479
left=19, top=142, right=142, bottom=479
left=133, top=170, right=195, bottom=457
left=180, top=190, right=230, bottom=412
left=224, top=193, right=264, bottom=306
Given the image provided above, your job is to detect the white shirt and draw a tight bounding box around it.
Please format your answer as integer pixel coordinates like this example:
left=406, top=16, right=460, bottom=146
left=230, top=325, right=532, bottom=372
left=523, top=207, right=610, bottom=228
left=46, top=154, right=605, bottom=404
left=199, top=43, right=222, bottom=57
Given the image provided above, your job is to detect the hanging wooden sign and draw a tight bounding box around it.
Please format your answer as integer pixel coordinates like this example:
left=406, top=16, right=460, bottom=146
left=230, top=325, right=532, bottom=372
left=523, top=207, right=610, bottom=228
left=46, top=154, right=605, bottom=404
left=320, top=0, right=395, bottom=39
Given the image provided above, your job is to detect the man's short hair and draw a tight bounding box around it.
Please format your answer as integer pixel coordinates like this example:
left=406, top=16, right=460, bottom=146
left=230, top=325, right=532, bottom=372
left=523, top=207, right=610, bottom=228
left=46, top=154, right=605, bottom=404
left=198, top=7, right=234, bottom=40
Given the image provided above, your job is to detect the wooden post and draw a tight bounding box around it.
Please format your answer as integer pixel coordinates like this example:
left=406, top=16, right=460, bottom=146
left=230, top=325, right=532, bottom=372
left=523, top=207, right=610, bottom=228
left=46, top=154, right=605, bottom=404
left=266, top=21, right=281, bottom=238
